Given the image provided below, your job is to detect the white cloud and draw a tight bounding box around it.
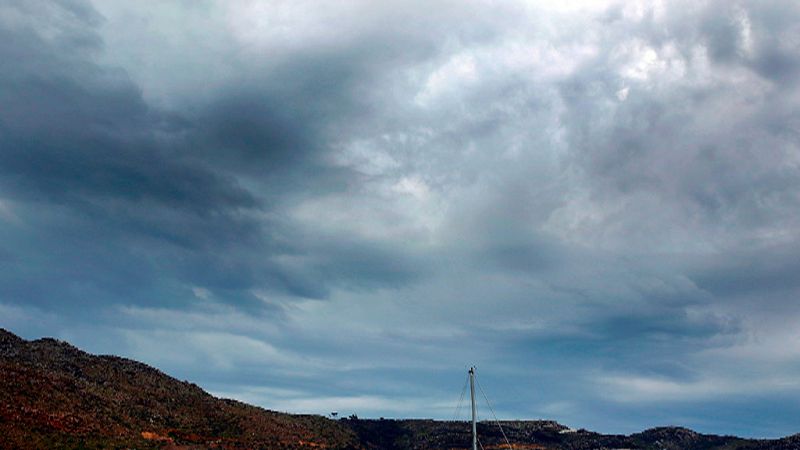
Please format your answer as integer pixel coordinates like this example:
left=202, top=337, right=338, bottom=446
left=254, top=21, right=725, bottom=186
left=191, top=286, right=212, bottom=300
left=120, top=329, right=328, bottom=374
left=597, top=373, right=800, bottom=403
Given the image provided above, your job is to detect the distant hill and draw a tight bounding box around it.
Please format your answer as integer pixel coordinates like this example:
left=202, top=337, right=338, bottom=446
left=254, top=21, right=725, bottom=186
left=344, top=419, right=800, bottom=449
left=2, top=328, right=798, bottom=449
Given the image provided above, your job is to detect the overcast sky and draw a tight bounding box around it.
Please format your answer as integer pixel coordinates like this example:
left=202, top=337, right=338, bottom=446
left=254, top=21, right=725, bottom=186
left=2, top=0, right=800, bottom=438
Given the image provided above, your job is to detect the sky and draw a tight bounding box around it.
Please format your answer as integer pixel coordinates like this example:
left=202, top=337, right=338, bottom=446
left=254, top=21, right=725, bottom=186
left=1, top=0, right=800, bottom=438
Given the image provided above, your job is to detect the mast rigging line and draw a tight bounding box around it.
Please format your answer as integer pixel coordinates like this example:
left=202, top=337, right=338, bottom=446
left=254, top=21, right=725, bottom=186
left=475, top=373, right=514, bottom=450
left=453, top=371, right=469, bottom=420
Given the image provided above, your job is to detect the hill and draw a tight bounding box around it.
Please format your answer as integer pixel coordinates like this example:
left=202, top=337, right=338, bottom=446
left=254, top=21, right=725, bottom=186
left=0, top=328, right=358, bottom=449
left=345, top=419, right=800, bottom=449
left=2, top=328, right=798, bottom=449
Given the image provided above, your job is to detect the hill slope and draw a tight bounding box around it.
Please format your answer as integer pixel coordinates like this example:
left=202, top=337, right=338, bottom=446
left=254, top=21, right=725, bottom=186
left=2, top=328, right=799, bottom=449
left=0, top=328, right=358, bottom=449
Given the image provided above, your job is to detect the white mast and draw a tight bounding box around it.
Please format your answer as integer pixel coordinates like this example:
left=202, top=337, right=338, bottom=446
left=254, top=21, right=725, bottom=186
left=469, top=366, right=477, bottom=450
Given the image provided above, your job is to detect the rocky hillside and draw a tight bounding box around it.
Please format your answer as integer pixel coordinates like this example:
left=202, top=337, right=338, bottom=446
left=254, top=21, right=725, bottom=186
left=0, top=328, right=358, bottom=449
left=2, top=328, right=798, bottom=449
left=346, top=419, right=800, bottom=450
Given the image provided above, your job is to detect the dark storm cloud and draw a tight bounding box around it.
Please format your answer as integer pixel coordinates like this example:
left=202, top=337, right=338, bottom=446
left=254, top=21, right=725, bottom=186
left=0, top=5, right=264, bottom=309
left=0, top=3, right=257, bottom=215
left=189, top=54, right=377, bottom=175
left=0, top=0, right=426, bottom=312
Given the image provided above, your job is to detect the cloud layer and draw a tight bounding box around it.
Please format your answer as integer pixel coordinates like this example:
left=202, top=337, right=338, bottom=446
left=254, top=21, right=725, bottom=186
left=2, top=0, right=800, bottom=437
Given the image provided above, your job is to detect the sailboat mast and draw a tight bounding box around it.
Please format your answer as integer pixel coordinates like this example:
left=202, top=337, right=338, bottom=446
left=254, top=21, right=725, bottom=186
left=469, top=367, right=477, bottom=450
